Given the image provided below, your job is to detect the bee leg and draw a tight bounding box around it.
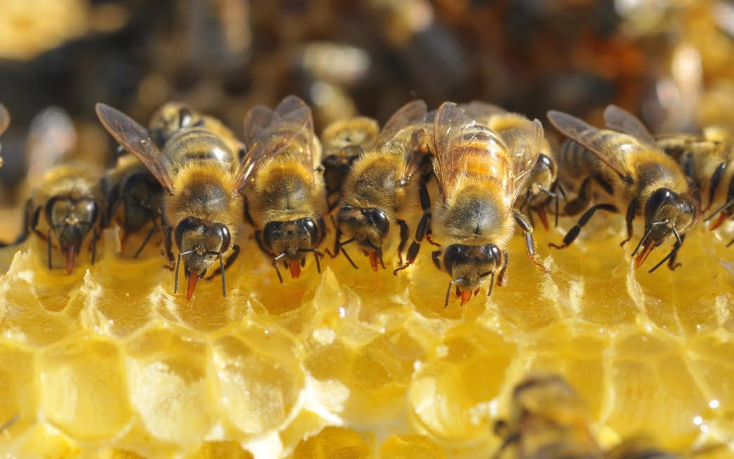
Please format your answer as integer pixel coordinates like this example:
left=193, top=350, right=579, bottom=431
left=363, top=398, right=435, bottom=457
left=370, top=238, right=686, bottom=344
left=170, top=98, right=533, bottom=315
left=272, top=253, right=286, bottom=283
left=564, top=175, right=612, bottom=216
left=620, top=198, right=639, bottom=247
left=666, top=235, right=685, bottom=270
left=727, top=238, right=734, bottom=248
left=417, top=181, right=440, bottom=247
left=206, top=245, right=240, bottom=280
left=103, top=181, right=121, bottom=228
left=243, top=198, right=256, bottom=227
left=332, top=227, right=343, bottom=257
left=431, top=250, right=442, bottom=270
left=497, top=250, right=509, bottom=286
left=162, top=226, right=175, bottom=270
left=487, top=272, right=495, bottom=297
left=553, top=183, right=567, bottom=228
left=703, top=162, right=727, bottom=212
left=134, top=219, right=158, bottom=258
left=549, top=204, right=618, bottom=249
left=327, top=193, right=341, bottom=214
left=393, top=213, right=428, bottom=275
left=513, top=210, right=548, bottom=272
left=397, top=219, right=409, bottom=265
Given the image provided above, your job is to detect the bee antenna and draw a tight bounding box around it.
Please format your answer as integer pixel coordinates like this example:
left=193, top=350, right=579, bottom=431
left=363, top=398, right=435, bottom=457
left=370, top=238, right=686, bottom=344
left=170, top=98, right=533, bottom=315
left=174, top=250, right=195, bottom=294
left=218, top=253, right=226, bottom=297
left=272, top=253, right=286, bottom=283
left=648, top=227, right=683, bottom=273
left=444, top=278, right=462, bottom=309
left=704, top=199, right=734, bottom=222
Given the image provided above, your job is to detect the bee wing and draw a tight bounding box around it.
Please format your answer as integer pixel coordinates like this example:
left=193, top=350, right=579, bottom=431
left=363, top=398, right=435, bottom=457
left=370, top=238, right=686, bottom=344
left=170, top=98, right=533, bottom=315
left=547, top=110, right=634, bottom=182
left=603, top=104, right=656, bottom=145
left=96, top=103, right=175, bottom=193
left=459, top=101, right=507, bottom=121
left=374, top=100, right=428, bottom=149
left=502, top=119, right=545, bottom=207
left=0, top=103, right=9, bottom=137
left=234, top=95, right=315, bottom=192
left=27, top=107, right=77, bottom=179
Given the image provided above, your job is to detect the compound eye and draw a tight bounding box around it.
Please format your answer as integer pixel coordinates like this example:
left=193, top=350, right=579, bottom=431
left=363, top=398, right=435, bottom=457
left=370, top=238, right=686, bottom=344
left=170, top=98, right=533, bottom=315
left=302, top=218, right=319, bottom=244
left=538, top=154, right=555, bottom=174
left=364, top=208, right=389, bottom=236
left=645, top=188, right=676, bottom=223
left=213, top=223, right=231, bottom=253
left=175, top=217, right=203, bottom=250
left=178, top=107, right=193, bottom=128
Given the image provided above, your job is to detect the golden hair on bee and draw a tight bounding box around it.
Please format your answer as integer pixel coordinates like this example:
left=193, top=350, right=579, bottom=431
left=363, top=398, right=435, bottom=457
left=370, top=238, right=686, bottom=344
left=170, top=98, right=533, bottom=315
left=0, top=102, right=10, bottom=167
left=548, top=105, right=699, bottom=273
left=96, top=102, right=250, bottom=300
left=430, top=101, right=547, bottom=308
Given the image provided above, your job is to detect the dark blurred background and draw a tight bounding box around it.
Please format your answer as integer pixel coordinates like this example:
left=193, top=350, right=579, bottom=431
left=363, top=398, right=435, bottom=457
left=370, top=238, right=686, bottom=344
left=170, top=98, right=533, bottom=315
left=1, top=0, right=734, bottom=201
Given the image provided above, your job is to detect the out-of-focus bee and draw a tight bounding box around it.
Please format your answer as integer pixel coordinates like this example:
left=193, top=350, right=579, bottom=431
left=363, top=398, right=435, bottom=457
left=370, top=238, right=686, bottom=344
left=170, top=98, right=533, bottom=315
left=460, top=101, right=566, bottom=230
left=605, top=438, right=679, bottom=459
left=22, top=108, right=105, bottom=274
left=242, top=95, right=327, bottom=283
left=96, top=101, right=250, bottom=300
left=548, top=105, right=700, bottom=273
left=430, top=102, right=547, bottom=308
left=320, top=116, right=380, bottom=210
left=104, top=102, right=245, bottom=258
left=0, top=102, right=10, bottom=168
left=335, top=100, right=433, bottom=272
left=493, top=374, right=602, bottom=459
left=656, top=126, right=734, bottom=244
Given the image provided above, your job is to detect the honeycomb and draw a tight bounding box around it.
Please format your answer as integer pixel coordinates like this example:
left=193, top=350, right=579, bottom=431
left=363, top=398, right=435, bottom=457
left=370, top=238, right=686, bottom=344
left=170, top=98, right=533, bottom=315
left=0, top=213, right=732, bottom=458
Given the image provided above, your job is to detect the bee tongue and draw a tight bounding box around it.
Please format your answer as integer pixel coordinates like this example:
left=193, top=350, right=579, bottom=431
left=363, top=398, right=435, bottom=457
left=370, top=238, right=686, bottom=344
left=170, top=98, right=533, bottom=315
left=368, top=251, right=379, bottom=272
left=66, top=247, right=75, bottom=274
left=186, top=272, right=199, bottom=300
left=634, top=239, right=656, bottom=269
left=709, top=212, right=729, bottom=231
left=536, top=207, right=550, bottom=231
left=460, top=289, right=473, bottom=306
left=289, top=261, right=301, bottom=279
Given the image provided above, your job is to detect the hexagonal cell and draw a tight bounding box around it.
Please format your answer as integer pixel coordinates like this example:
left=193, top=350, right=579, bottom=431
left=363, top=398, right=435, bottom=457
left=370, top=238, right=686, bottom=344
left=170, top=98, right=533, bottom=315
left=186, top=441, right=254, bottom=459
left=289, top=427, right=373, bottom=459
left=378, top=434, right=446, bottom=459
left=211, top=323, right=304, bottom=435
left=40, top=338, right=133, bottom=441
left=124, top=326, right=213, bottom=445
left=20, top=422, right=81, bottom=458
left=0, top=342, right=37, bottom=440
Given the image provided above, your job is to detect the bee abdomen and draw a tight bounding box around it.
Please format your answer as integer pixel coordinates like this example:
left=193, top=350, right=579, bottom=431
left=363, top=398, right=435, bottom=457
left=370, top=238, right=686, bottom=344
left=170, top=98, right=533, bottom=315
left=166, top=128, right=235, bottom=167
left=557, top=139, right=600, bottom=179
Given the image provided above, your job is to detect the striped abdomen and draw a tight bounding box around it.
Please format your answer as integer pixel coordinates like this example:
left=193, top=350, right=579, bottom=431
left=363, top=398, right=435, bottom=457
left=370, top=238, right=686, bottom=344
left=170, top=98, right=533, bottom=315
left=441, top=126, right=511, bottom=194
left=165, top=128, right=237, bottom=173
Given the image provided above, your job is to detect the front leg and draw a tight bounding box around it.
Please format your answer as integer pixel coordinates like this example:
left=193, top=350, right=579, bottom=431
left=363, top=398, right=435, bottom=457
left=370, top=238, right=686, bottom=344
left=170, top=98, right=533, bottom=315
left=550, top=203, right=618, bottom=249
left=162, top=225, right=175, bottom=269
left=620, top=198, right=638, bottom=247
left=497, top=250, right=510, bottom=286
left=393, top=181, right=434, bottom=274
left=513, top=210, right=548, bottom=272
left=431, top=249, right=442, bottom=271
left=397, top=219, right=409, bottom=265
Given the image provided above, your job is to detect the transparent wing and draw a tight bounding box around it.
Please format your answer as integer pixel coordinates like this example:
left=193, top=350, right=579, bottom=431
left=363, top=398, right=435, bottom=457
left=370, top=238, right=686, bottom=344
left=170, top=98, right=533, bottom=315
left=234, top=95, right=315, bottom=192
left=375, top=99, right=428, bottom=149
left=242, top=104, right=273, bottom=148
left=502, top=119, right=545, bottom=207
left=603, top=104, right=656, bottom=145
left=547, top=110, right=634, bottom=181
left=27, top=107, right=77, bottom=180
left=459, top=101, right=507, bottom=122
left=0, top=103, right=9, bottom=137
left=400, top=127, right=432, bottom=185
left=96, top=103, right=175, bottom=193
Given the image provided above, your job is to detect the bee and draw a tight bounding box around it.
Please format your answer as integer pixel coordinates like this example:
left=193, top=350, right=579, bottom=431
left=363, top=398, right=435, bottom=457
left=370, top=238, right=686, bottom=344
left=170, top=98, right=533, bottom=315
left=242, top=95, right=328, bottom=283
left=0, top=102, right=10, bottom=167
left=104, top=102, right=244, bottom=258
left=656, top=126, right=734, bottom=244
left=96, top=101, right=250, bottom=300
left=604, top=439, right=679, bottom=459
left=320, top=116, right=380, bottom=210
left=335, top=100, right=433, bottom=272
left=548, top=105, right=700, bottom=272
left=430, top=102, right=547, bottom=308
left=460, top=101, right=566, bottom=230
left=493, top=374, right=602, bottom=459
left=23, top=108, right=105, bottom=274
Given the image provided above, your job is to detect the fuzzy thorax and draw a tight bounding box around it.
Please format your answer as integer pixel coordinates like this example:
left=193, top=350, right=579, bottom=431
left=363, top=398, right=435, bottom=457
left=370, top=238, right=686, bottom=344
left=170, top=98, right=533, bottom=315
left=250, top=159, right=325, bottom=223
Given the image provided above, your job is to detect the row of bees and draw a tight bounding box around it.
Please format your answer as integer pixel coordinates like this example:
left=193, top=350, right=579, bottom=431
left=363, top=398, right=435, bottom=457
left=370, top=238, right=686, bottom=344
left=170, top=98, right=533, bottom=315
left=495, top=373, right=717, bottom=459
left=0, top=96, right=729, bottom=305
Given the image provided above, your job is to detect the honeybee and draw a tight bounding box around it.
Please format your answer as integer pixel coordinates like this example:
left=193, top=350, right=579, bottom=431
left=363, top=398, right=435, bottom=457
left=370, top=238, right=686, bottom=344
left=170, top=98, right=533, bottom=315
left=104, top=102, right=245, bottom=258
left=493, top=374, right=602, bottom=459
left=460, top=101, right=565, bottom=230
left=548, top=105, right=699, bottom=272
left=604, top=439, right=679, bottom=459
left=656, top=126, right=734, bottom=243
left=242, top=95, right=327, bottom=282
left=320, top=116, right=380, bottom=210
left=430, top=102, right=547, bottom=308
left=0, top=102, right=10, bottom=167
left=335, top=100, right=433, bottom=272
left=96, top=102, right=249, bottom=300
left=23, top=108, right=105, bottom=274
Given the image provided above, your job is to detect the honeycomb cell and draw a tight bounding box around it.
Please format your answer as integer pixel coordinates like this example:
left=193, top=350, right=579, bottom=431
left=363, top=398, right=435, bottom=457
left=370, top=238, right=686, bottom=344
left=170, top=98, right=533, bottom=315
left=94, top=448, right=147, bottom=459
left=279, top=410, right=331, bottom=455
left=0, top=343, right=37, bottom=441
left=40, top=338, right=133, bottom=441
left=378, top=434, right=447, bottom=459
left=186, top=441, right=254, bottom=459
left=125, top=326, right=213, bottom=444
left=20, top=422, right=81, bottom=459
left=289, top=427, right=373, bottom=459
left=211, top=323, right=304, bottom=434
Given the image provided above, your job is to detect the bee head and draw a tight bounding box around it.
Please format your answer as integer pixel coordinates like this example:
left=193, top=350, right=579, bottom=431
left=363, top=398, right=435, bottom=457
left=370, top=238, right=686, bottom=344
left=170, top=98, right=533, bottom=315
left=337, top=205, right=390, bottom=270
left=442, top=243, right=502, bottom=307
left=634, top=188, right=697, bottom=270
left=149, top=104, right=200, bottom=147
left=262, top=217, right=323, bottom=280
left=525, top=154, right=556, bottom=207
left=120, top=173, right=163, bottom=234
left=322, top=147, right=361, bottom=193
left=45, top=196, right=100, bottom=274
left=175, top=217, right=231, bottom=300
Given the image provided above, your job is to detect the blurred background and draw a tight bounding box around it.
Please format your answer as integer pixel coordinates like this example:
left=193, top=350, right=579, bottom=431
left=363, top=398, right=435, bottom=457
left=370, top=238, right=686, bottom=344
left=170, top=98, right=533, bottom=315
left=1, top=0, right=734, bottom=205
